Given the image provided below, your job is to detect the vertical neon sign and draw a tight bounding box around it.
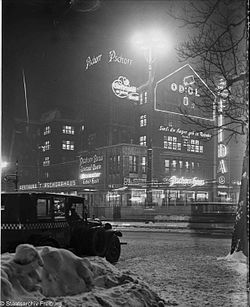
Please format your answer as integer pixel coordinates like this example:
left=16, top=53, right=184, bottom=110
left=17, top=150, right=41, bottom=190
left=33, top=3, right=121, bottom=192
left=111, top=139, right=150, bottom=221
left=217, top=78, right=228, bottom=188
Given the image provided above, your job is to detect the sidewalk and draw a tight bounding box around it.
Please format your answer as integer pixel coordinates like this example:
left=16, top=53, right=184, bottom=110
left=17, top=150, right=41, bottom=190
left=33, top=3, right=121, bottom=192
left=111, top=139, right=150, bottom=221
left=104, top=220, right=234, bottom=236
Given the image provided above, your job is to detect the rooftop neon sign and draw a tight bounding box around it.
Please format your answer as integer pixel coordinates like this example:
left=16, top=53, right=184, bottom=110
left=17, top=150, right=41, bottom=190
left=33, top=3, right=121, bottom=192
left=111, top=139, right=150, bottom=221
left=112, top=76, right=139, bottom=101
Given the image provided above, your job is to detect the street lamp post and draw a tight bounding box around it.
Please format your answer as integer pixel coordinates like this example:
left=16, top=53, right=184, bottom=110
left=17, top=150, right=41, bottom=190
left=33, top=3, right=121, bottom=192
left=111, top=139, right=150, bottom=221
left=133, top=30, right=166, bottom=206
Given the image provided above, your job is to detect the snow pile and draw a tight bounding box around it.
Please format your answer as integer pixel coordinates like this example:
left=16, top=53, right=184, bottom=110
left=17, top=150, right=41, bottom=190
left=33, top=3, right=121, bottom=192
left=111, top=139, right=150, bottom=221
left=217, top=251, right=248, bottom=275
left=1, top=244, right=165, bottom=306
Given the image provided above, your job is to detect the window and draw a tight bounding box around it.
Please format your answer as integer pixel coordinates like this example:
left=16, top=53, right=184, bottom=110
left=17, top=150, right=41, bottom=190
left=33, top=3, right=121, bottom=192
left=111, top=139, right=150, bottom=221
left=185, top=161, right=190, bottom=171
left=163, top=136, right=181, bottom=150
left=109, top=155, right=121, bottom=174
left=62, top=140, right=74, bottom=150
left=129, top=155, right=138, bottom=173
left=37, top=198, right=51, bottom=217
left=43, top=157, right=50, bottom=167
left=62, top=125, right=75, bottom=135
left=179, top=160, right=183, bottom=169
left=139, top=91, right=148, bottom=104
left=171, top=160, right=177, bottom=171
left=141, top=156, right=146, bottom=173
left=54, top=198, right=65, bottom=219
left=191, top=162, right=195, bottom=170
left=184, top=138, right=203, bottom=153
left=88, top=133, right=96, bottom=147
left=140, top=115, right=147, bottom=127
left=139, top=135, right=147, bottom=146
left=43, top=141, right=51, bottom=151
left=164, top=159, right=170, bottom=174
left=44, top=126, right=51, bottom=135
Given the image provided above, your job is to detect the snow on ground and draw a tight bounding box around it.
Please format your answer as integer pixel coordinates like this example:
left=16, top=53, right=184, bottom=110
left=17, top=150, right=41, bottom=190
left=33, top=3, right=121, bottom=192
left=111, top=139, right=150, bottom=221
left=0, top=244, right=165, bottom=306
left=116, top=233, right=249, bottom=307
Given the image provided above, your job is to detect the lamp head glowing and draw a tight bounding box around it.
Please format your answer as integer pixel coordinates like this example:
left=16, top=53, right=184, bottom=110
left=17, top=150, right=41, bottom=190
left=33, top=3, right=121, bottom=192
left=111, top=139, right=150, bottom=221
left=132, top=28, right=171, bottom=54
left=1, top=160, right=8, bottom=170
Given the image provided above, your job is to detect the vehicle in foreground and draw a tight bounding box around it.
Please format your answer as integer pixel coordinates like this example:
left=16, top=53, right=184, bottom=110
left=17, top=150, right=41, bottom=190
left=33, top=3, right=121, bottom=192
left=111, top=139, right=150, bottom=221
left=1, top=192, right=122, bottom=263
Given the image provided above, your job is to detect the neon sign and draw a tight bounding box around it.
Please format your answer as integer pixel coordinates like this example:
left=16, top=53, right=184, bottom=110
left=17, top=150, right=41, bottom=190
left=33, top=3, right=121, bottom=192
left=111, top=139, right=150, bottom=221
left=112, top=76, right=139, bottom=101
left=154, top=64, right=215, bottom=121
left=79, top=154, right=104, bottom=185
left=159, top=125, right=211, bottom=139
left=85, top=50, right=133, bottom=70
left=170, top=75, right=200, bottom=107
left=108, top=50, right=133, bottom=65
left=216, top=83, right=228, bottom=188
left=79, top=172, right=101, bottom=180
left=85, top=54, right=102, bottom=70
left=164, top=176, right=205, bottom=187
left=20, top=180, right=77, bottom=190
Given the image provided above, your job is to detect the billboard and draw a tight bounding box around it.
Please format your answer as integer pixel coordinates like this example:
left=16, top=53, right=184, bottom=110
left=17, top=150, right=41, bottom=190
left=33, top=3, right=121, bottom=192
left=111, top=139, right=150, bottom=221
left=154, top=64, right=216, bottom=121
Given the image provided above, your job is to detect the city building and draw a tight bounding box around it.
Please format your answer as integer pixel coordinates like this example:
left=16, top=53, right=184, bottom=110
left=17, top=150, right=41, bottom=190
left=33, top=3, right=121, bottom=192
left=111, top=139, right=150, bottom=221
left=8, top=64, right=242, bottom=221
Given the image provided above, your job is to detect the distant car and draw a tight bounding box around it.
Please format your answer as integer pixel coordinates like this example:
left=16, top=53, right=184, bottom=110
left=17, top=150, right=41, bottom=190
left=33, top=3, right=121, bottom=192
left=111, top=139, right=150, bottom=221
left=1, top=192, right=122, bottom=263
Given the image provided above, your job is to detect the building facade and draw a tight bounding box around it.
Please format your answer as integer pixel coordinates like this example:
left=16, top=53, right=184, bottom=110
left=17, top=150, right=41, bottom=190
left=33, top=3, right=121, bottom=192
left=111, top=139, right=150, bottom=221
left=10, top=64, right=242, bottom=220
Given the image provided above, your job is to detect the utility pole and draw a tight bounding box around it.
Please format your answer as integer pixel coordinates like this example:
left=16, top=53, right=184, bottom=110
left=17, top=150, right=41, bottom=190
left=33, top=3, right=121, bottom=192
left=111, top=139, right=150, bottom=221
left=15, top=160, right=19, bottom=191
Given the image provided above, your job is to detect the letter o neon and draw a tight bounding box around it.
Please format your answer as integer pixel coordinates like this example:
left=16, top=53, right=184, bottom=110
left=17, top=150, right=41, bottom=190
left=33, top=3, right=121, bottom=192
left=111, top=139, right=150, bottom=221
left=171, top=83, right=177, bottom=91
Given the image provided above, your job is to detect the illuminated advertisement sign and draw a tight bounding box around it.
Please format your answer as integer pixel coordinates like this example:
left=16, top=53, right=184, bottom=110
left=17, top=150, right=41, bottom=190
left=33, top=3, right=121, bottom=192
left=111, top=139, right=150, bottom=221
left=159, top=125, right=211, bottom=139
left=215, top=76, right=229, bottom=191
left=154, top=64, right=216, bottom=121
left=112, top=76, right=139, bottom=101
left=79, top=154, right=104, bottom=185
left=163, top=176, right=205, bottom=187
left=20, top=180, right=77, bottom=190
left=85, top=50, right=133, bottom=70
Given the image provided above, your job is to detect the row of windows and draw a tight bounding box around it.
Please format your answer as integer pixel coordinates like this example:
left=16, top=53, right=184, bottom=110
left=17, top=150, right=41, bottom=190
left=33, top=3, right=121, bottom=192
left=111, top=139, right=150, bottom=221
left=43, top=125, right=75, bottom=135
left=139, top=135, right=204, bottom=154
left=164, top=159, right=200, bottom=174
left=108, top=155, right=147, bottom=174
left=41, top=141, right=75, bottom=151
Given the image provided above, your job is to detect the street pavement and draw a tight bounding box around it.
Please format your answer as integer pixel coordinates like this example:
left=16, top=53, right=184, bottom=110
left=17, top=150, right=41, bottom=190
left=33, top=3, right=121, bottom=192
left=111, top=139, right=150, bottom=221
left=103, top=220, right=234, bottom=236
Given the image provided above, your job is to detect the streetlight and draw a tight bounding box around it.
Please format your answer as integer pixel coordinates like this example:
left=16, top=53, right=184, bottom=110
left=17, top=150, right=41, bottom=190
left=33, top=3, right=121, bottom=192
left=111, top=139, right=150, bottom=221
left=132, top=28, right=168, bottom=206
left=1, top=159, right=19, bottom=191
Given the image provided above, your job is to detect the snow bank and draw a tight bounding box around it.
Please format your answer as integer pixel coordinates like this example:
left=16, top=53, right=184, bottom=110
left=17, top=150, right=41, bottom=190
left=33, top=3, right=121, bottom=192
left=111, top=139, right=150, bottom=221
left=217, top=251, right=248, bottom=275
left=1, top=244, right=165, bottom=306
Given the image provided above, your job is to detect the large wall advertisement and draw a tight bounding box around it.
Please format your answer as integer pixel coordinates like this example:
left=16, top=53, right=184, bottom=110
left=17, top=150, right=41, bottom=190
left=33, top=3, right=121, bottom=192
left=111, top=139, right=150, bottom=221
left=154, top=64, right=216, bottom=121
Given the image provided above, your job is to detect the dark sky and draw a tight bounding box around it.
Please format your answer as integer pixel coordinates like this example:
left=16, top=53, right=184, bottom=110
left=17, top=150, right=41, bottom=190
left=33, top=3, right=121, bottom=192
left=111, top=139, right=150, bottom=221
left=1, top=0, right=183, bottom=159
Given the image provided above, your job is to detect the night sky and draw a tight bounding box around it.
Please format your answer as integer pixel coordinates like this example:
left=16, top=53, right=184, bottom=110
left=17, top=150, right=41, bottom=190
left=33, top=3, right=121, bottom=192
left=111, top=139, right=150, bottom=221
left=2, top=0, right=184, bottom=160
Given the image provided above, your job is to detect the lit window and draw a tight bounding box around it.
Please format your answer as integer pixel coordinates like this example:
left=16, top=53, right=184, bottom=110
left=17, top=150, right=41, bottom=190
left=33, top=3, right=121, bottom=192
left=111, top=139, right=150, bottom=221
left=139, top=93, right=143, bottom=105
left=62, top=125, right=75, bottom=135
left=62, top=140, right=74, bottom=150
left=186, top=139, right=203, bottom=153
left=129, top=155, right=138, bottom=173
left=144, top=92, right=148, bottom=103
left=164, top=159, right=170, bottom=174
left=179, top=161, right=183, bottom=169
left=141, top=156, right=146, bottom=173
left=140, top=115, right=147, bottom=127
left=171, top=160, right=177, bottom=170
left=164, top=135, right=181, bottom=151
left=139, top=135, right=147, bottom=146
left=44, top=126, right=51, bottom=135
left=191, top=162, right=195, bottom=169
left=43, top=141, right=51, bottom=151
left=43, top=157, right=50, bottom=167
